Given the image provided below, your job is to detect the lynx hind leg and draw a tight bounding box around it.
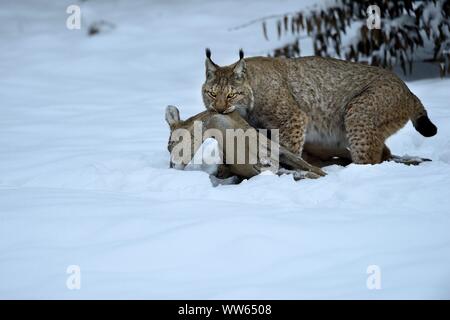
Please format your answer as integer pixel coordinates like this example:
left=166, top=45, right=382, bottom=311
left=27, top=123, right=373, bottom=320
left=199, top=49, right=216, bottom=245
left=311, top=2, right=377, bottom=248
left=344, top=82, right=411, bottom=165
left=345, top=111, right=385, bottom=164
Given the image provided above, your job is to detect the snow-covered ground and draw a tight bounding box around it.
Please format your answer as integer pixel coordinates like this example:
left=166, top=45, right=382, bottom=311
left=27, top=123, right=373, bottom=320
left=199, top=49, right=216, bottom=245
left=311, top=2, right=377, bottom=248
left=1, top=0, right=450, bottom=299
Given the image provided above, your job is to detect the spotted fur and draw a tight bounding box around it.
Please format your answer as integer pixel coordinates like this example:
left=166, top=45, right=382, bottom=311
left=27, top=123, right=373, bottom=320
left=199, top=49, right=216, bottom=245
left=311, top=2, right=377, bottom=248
left=202, top=52, right=437, bottom=164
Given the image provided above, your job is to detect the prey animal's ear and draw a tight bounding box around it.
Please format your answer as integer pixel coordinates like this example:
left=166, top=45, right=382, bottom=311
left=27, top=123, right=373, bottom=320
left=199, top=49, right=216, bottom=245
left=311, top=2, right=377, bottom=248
left=205, top=48, right=217, bottom=79
left=233, top=49, right=246, bottom=78
left=165, top=105, right=180, bottom=128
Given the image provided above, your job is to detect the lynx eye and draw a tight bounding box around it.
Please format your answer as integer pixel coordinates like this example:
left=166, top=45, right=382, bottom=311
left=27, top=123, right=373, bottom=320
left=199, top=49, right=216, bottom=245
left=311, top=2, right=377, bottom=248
left=208, top=91, right=217, bottom=98
left=227, top=92, right=236, bottom=99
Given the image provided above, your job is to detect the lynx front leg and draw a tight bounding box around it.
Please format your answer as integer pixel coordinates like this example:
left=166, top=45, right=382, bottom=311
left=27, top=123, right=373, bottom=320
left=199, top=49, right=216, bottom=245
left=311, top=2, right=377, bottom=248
left=267, top=103, right=326, bottom=176
left=277, top=105, right=309, bottom=156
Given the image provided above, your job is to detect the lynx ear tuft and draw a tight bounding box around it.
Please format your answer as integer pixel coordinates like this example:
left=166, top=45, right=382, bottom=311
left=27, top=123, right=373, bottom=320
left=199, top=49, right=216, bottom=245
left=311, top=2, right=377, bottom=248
left=165, top=105, right=180, bottom=127
left=205, top=48, right=216, bottom=66
left=239, top=48, right=244, bottom=60
left=205, top=48, right=217, bottom=78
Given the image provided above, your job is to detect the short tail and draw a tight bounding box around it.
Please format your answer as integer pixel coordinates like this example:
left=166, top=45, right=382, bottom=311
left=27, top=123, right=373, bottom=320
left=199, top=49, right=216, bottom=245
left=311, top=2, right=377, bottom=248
left=411, top=95, right=437, bottom=137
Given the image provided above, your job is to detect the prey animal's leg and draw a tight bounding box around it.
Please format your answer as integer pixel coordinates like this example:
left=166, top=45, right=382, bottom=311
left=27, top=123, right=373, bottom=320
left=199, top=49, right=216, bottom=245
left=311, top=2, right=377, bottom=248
left=388, top=155, right=431, bottom=166
left=209, top=174, right=243, bottom=186
left=381, top=143, right=430, bottom=165
left=277, top=168, right=321, bottom=180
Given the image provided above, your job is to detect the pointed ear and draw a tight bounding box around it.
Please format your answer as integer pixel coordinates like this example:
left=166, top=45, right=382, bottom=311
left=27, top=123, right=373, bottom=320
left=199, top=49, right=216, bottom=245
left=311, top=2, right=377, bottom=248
left=205, top=48, right=217, bottom=79
left=205, top=59, right=217, bottom=76
left=165, top=105, right=180, bottom=128
left=233, top=59, right=246, bottom=78
left=234, top=49, right=246, bottom=78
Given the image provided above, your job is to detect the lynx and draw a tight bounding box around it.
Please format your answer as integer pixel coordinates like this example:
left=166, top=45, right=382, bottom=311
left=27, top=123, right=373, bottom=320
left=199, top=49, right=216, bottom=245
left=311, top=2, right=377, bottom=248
left=201, top=49, right=437, bottom=165
left=164, top=105, right=325, bottom=182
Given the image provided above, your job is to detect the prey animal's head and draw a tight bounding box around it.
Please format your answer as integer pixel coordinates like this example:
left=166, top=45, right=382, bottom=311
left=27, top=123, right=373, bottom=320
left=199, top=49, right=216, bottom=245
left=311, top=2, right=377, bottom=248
left=165, top=105, right=186, bottom=169
left=165, top=105, right=209, bottom=170
left=202, top=49, right=254, bottom=116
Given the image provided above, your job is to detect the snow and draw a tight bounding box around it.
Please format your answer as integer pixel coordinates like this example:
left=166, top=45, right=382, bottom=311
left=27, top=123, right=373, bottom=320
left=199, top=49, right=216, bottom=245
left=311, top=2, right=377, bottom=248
left=1, top=0, right=450, bottom=299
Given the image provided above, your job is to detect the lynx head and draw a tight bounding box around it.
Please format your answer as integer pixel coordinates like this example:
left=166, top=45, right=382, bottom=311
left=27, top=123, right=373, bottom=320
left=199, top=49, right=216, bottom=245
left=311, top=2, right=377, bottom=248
left=202, top=49, right=254, bottom=116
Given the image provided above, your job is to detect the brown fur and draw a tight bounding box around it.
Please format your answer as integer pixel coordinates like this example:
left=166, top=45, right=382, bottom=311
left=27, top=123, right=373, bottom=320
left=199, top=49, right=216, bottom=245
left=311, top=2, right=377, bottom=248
left=202, top=53, right=437, bottom=165
left=165, top=105, right=325, bottom=179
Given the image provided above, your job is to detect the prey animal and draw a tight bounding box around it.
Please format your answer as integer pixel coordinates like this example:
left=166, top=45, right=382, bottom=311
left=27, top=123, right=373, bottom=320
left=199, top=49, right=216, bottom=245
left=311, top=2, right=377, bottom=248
left=165, top=105, right=325, bottom=183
